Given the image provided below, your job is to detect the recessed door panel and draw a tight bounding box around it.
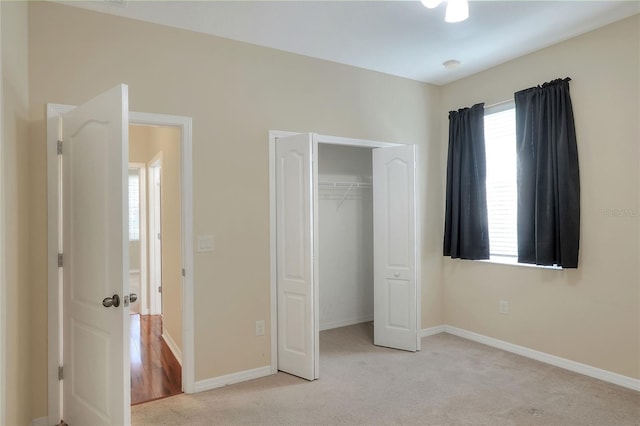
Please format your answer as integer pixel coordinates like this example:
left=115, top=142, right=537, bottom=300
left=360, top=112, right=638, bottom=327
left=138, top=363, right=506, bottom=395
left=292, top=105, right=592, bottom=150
left=387, top=279, right=410, bottom=329
left=387, top=159, right=410, bottom=268
left=283, top=292, right=306, bottom=355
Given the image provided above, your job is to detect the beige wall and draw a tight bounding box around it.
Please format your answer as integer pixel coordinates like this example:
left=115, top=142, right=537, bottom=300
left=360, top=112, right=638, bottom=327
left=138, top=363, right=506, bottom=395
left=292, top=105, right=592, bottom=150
left=440, top=15, right=640, bottom=379
left=2, top=1, right=32, bottom=425
left=129, top=124, right=183, bottom=351
left=22, top=1, right=637, bottom=422
left=26, top=2, right=440, bottom=417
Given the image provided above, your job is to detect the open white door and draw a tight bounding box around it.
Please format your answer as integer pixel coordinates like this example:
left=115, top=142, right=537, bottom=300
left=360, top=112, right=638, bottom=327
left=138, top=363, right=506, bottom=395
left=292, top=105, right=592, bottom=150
left=275, top=133, right=317, bottom=380
left=373, top=145, right=419, bottom=352
left=62, top=84, right=130, bottom=425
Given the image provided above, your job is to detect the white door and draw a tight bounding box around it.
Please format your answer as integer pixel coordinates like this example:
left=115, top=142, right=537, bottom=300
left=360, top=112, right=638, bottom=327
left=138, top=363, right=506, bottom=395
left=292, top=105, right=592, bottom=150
left=275, top=133, right=317, bottom=380
left=62, top=84, right=130, bottom=425
left=373, top=145, right=419, bottom=352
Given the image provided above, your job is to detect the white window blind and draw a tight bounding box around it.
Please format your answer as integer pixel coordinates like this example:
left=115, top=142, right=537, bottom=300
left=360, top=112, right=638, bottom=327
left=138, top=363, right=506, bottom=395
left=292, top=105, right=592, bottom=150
left=128, top=173, right=140, bottom=241
left=484, top=106, right=518, bottom=258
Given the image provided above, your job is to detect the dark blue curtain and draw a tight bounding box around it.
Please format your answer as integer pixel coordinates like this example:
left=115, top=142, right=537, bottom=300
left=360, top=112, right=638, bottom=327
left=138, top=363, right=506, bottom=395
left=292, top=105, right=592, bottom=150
left=443, top=103, right=490, bottom=260
left=515, top=78, right=580, bottom=268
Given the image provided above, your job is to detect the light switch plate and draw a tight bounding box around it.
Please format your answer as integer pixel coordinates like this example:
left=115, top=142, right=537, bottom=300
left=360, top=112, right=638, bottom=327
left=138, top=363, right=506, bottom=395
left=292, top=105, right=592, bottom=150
left=256, top=320, right=265, bottom=336
left=197, top=235, right=215, bottom=252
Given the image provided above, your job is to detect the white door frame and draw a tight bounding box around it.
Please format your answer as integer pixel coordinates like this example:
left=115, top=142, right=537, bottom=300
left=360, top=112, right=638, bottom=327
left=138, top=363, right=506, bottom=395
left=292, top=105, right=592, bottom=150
left=0, top=4, right=5, bottom=422
left=268, top=131, right=421, bottom=374
left=47, top=104, right=195, bottom=424
left=128, top=163, right=148, bottom=315
left=147, top=154, right=163, bottom=316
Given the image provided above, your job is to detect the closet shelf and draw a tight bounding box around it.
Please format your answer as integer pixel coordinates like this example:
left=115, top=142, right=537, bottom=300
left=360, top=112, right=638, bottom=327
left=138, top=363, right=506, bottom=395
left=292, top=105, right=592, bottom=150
left=318, top=180, right=372, bottom=189
left=318, top=179, right=372, bottom=211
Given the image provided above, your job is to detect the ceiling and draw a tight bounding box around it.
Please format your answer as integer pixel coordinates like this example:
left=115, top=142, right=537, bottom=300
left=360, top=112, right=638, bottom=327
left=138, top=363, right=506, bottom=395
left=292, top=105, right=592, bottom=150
left=58, top=0, right=639, bottom=85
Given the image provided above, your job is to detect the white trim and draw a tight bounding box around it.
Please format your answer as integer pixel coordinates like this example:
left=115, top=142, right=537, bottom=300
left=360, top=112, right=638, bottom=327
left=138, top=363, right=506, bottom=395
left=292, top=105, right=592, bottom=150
left=47, top=104, right=195, bottom=424
left=420, top=325, right=446, bottom=337
left=319, top=316, right=374, bottom=332
left=316, top=133, right=399, bottom=148
left=0, top=4, right=5, bottom=420
left=128, top=163, right=148, bottom=315
left=161, top=330, right=182, bottom=366
left=194, top=366, right=273, bottom=393
left=46, top=104, right=69, bottom=425
left=413, top=145, right=422, bottom=351
left=444, top=325, right=640, bottom=392
left=147, top=154, right=163, bottom=316
left=0, top=4, right=5, bottom=422
left=30, top=417, right=48, bottom=426
left=311, top=135, right=319, bottom=379
left=479, top=256, right=562, bottom=270
left=484, top=99, right=515, bottom=115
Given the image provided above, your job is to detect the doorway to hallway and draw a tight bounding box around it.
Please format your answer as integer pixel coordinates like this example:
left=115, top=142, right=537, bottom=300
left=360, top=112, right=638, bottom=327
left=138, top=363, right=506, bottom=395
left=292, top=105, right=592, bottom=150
left=129, top=124, right=183, bottom=405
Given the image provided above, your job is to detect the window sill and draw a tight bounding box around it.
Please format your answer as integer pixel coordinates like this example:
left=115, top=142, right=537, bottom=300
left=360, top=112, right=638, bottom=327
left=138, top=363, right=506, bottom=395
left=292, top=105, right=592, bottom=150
left=480, top=256, right=562, bottom=270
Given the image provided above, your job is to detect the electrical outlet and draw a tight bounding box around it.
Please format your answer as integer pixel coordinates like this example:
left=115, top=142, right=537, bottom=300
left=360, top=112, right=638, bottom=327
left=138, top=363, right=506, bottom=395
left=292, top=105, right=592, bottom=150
left=499, top=300, right=509, bottom=314
left=255, top=320, right=265, bottom=336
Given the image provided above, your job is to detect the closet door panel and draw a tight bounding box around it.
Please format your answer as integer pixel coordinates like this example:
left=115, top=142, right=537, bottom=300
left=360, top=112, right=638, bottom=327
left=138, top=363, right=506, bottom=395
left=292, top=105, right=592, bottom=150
left=275, top=133, right=317, bottom=380
left=373, top=145, right=419, bottom=352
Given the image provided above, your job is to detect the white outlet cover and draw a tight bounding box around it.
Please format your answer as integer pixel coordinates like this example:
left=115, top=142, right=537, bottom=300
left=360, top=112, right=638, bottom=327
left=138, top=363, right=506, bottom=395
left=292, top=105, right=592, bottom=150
left=197, top=235, right=215, bottom=252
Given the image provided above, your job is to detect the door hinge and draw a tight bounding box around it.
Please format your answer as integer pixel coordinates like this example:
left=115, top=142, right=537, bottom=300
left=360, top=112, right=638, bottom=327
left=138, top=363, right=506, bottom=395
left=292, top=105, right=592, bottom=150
left=158, top=286, right=162, bottom=293
left=182, top=268, right=186, bottom=277
left=157, top=232, right=161, bottom=240
left=58, top=253, right=63, bottom=267
left=58, top=365, right=63, bottom=381
left=57, top=140, right=63, bottom=155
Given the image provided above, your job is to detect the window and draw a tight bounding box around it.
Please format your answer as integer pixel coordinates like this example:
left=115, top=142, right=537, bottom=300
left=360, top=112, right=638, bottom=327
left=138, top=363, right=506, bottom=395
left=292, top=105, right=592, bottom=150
left=128, top=172, right=140, bottom=241
left=484, top=104, right=517, bottom=260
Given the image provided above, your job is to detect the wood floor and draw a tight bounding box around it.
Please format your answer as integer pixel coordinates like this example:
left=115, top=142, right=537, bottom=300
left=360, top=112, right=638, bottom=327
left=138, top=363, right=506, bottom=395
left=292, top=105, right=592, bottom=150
left=130, top=314, right=182, bottom=405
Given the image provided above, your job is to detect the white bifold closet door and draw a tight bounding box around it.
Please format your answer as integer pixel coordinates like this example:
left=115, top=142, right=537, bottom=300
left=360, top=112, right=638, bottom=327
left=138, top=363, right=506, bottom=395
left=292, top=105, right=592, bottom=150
left=275, top=135, right=419, bottom=381
left=275, top=133, right=317, bottom=381
left=373, top=145, right=419, bottom=352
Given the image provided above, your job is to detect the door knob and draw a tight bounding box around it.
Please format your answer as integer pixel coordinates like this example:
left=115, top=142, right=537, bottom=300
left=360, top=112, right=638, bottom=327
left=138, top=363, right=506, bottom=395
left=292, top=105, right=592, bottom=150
left=129, top=293, right=138, bottom=303
left=394, top=272, right=400, bottom=278
left=102, top=294, right=120, bottom=308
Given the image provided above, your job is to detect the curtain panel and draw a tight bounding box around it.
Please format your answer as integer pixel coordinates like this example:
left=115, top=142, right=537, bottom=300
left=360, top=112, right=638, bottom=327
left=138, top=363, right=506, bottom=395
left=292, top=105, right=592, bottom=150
left=443, top=103, right=490, bottom=260
left=515, top=78, right=580, bottom=268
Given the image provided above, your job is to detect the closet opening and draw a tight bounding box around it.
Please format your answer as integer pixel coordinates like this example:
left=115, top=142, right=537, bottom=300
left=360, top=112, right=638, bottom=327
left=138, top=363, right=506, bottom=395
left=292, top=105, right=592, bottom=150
left=318, top=144, right=374, bottom=335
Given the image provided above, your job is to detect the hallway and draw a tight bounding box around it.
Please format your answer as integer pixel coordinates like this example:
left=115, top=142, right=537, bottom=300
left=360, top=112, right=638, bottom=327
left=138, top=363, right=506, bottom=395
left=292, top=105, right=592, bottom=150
left=130, top=314, right=182, bottom=405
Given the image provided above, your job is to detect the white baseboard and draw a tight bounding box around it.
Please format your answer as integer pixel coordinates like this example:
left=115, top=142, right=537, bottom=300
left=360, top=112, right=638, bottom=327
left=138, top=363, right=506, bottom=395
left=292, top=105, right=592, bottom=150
left=420, top=325, right=446, bottom=337
left=443, top=325, right=640, bottom=392
left=162, top=330, right=182, bottom=366
left=320, top=315, right=373, bottom=331
left=31, top=417, right=48, bottom=426
left=194, top=365, right=273, bottom=393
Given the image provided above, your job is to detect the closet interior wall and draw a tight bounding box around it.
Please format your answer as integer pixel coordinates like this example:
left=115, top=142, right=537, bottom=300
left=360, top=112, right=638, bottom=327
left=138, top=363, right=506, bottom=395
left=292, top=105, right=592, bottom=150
left=318, top=144, right=374, bottom=331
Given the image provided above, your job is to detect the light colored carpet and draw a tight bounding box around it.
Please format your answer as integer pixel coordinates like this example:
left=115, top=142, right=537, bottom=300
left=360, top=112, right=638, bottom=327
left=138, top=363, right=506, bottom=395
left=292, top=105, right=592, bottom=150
left=132, top=322, right=640, bottom=425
